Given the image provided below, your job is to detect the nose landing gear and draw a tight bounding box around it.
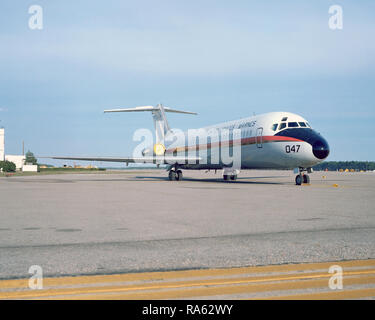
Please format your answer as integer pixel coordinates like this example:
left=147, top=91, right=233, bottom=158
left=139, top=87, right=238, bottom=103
left=295, top=168, right=312, bottom=185
left=295, top=174, right=310, bottom=185
left=303, top=174, right=310, bottom=184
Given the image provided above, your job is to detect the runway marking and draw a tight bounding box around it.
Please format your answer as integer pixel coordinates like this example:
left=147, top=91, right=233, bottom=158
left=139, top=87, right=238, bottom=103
left=38, top=274, right=375, bottom=300
left=1, top=259, right=374, bottom=299
left=2, top=270, right=375, bottom=299
left=2, top=258, right=374, bottom=289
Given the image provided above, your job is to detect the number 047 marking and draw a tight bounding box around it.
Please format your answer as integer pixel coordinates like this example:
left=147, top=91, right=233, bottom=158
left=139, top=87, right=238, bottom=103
left=285, top=145, right=300, bottom=153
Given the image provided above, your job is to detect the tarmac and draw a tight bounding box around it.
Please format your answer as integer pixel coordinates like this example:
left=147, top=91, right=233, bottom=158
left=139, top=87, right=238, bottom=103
left=0, top=169, right=374, bottom=299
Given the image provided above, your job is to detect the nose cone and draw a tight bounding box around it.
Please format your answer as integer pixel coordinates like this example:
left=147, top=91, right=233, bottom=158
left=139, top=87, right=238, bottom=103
left=275, top=128, right=330, bottom=160
left=313, top=138, right=330, bottom=159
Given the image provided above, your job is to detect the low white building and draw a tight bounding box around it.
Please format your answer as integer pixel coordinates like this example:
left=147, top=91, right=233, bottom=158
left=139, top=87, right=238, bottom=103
left=22, top=164, right=38, bottom=172
left=1, top=127, right=37, bottom=172
left=5, top=155, right=26, bottom=171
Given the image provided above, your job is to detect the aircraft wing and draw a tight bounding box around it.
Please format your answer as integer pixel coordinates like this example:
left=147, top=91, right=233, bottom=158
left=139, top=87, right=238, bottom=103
left=38, top=155, right=201, bottom=165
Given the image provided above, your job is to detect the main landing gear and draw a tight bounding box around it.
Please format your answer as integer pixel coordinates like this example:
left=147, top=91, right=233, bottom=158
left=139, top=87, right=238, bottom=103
left=223, top=169, right=240, bottom=181
left=168, top=169, right=183, bottom=181
left=295, top=167, right=312, bottom=185
left=223, top=174, right=237, bottom=181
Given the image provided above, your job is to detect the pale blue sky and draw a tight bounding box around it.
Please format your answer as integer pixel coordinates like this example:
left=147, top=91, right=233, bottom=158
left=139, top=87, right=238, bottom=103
left=0, top=1, right=374, bottom=165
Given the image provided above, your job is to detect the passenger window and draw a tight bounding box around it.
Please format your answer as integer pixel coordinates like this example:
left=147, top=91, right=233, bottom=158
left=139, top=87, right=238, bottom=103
left=299, top=122, right=307, bottom=127
left=288, top=122, right=299, bottom=127
left=271, top=123, right=278, bottom=131
left=279, top=123, right=286, bottom=130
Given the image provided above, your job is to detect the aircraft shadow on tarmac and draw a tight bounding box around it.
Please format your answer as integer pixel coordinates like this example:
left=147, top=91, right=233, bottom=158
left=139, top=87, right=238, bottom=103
left=4, top=176, right=286, bottom=185
left=133, top=176, right=286, bottom=185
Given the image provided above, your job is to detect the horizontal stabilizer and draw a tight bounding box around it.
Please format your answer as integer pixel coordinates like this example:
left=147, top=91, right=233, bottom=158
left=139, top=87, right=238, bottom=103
left=104, top=106, right=197, bottom=115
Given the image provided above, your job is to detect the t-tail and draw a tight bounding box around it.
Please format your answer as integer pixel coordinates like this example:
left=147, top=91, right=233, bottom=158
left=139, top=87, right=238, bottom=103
left=104, top=104, right=197, bottom=143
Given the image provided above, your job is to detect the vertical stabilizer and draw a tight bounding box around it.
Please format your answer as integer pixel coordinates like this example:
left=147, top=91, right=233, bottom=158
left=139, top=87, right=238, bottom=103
left=152, top=104, right=170, bottom=143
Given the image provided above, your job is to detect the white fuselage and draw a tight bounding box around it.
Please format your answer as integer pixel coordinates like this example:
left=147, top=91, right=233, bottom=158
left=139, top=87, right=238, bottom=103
left=161, top=112, right=329, bottom=170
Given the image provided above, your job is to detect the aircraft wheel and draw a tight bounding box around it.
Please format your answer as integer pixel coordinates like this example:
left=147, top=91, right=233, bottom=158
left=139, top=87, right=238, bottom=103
left=176, top=170, right=183, bottom=181
left=168, top=170, right=176, bottom=181
left=295, top=174, right=302, bottom=186
left=303, top=174, right=310, bottom=184
left=223, top=175, right=229, bottom=181
left=230, top=174, right=237, bottom=181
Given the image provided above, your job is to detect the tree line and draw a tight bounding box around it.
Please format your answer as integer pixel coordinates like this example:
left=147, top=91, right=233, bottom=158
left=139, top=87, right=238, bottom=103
left=313, top=161, right=375, bottom=171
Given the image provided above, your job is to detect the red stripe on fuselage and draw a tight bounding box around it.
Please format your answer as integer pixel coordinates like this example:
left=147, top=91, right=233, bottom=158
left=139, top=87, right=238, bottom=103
left=165, top=135, right=303, bottom=153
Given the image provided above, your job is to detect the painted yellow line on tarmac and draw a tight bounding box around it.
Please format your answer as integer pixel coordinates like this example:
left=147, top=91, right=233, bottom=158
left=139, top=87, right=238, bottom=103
left=1, top=259, right=374, bottom=299
left=1, top=259, right=374, bottom=289
left=1, top=269, right=375, bottom=300
left=49, top=275, right=375, bottom=300
left=2, top=270, right=375, bottom=300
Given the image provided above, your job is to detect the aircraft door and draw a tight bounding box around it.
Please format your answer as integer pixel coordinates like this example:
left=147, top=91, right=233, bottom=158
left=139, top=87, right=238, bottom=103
left=256, top=127, right=263, bottom=148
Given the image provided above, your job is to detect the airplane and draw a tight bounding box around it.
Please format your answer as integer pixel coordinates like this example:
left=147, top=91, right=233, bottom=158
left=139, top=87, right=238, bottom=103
left=46, top=104, right=329, bottom=185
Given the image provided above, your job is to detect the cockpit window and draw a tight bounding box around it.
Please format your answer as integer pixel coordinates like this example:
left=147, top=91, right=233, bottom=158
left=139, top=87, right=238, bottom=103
left=299, top=122, right=307, bottom=127
left=288, top=122, right=299, bottom=127
left=279, top=123, right=287, bottom=130
left=306, top=123, right=311, bottom=128
left=281, top=117, right=288, bottom=121
left=271, top=123, right=278, bottom=131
